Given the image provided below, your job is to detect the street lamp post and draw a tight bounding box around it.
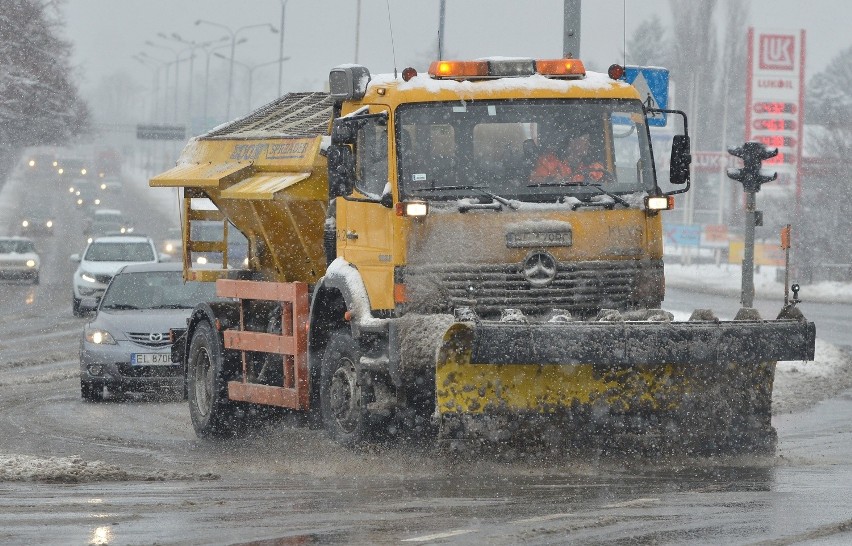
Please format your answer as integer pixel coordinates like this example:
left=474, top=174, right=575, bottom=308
left=139, top=52, right=175, bottom=121
left=145, top=40, right=194, bottom=123
left=132, top=54, right=161, bottom=122
left=161, top=34, right=229, bottom=131
left=196, top=20, right=278, bottom=120
left=203, top=39, right=246, bottom=129
left=215, top=54, right=288, bottom=110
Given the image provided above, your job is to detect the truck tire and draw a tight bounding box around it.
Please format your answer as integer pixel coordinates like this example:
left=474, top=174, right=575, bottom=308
left=81, top=380, right=103, bottom=402
left=187, top=321, right=241, bottom=438
left=320, top=329, right=371, bottom=447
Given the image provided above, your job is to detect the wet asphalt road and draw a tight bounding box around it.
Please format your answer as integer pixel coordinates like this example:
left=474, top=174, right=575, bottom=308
left=0, top=169, right=851, bottom=544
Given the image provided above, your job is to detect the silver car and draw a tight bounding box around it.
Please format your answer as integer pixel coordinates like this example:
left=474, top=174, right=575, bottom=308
left=79, top=262, right=219, bottom=402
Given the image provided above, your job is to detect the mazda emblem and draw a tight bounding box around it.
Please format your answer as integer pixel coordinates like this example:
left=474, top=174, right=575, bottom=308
left=523, top=252, right=558, bottom=287
left=149, top=332, right=164, bottom=342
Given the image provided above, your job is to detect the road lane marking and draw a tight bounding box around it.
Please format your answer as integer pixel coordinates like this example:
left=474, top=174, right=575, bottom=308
left=512, top=512, right=574, bottom=524
left=601, top=497, right=660, bottom=509
left=402, top=529, right=476, bottom=542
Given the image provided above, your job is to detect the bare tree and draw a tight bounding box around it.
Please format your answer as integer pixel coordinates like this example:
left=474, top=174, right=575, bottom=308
left=625, top=16, right=670, bottom=68
left=0, top=0, right=90, bottom=184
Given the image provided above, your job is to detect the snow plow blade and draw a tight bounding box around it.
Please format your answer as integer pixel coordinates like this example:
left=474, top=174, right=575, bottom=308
left=435, top=317, right=815, bottom=453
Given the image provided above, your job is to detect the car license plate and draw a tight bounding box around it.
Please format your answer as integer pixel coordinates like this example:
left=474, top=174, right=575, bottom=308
left=131, top=353, right=172, bottom=366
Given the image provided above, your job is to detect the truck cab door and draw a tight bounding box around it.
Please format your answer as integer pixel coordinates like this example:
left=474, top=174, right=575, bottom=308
left=336, top=106, right=396, bottom=310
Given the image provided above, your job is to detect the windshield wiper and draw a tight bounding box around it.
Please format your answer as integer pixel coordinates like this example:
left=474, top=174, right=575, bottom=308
left=527, top=181, right=630, bottom=209
left=411, top=185, right=519, bottom=210
left=101, top=303, right=139, bottom=310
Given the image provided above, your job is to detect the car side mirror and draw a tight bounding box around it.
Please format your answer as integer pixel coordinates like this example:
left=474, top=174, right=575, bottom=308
left=158, top=253, right=171, bottom=262
left=79, top=297, right=99, bottom=313
left=70, top=253, right=81, bottom=263
left=327, top=144, right=355, bottom=199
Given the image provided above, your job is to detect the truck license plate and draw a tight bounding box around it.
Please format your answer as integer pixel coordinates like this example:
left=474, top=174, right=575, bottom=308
left=131, top=353, right=172, bottom=366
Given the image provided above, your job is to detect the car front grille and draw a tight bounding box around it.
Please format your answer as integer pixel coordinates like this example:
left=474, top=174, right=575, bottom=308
left=94, top=273, right=112, bottom=284
left=117, top=363, right=180, bottom=378
left=126, top=331, right=172, bottom=348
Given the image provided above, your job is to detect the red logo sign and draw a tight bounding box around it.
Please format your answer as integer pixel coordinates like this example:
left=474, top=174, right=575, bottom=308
left=759, top=34, right=795, bottom=70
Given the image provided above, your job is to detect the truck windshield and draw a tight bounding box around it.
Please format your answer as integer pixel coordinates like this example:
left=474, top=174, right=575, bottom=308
left=396, top=99, right=656, bottom=204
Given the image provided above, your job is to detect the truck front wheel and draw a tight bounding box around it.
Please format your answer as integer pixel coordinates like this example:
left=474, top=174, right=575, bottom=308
left=320, top=330, right=371, bottom=447
left=187, top=321, right=241, bottom=438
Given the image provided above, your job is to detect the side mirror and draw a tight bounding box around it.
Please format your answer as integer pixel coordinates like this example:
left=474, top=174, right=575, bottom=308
left=158, top=253, right=171, bottom=262
left=70, top=253, right=81, bottom=263
left=670, top=134, right=691, bottom=185
left=327, top=144, right=355, bottom=198
left=380, top=189, right=393, bottom=209
left=79, top=296, right=99, bottom=313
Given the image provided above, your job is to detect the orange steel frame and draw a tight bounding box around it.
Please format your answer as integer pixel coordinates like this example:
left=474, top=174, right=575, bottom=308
left=216, top=279, right=310, bottom=410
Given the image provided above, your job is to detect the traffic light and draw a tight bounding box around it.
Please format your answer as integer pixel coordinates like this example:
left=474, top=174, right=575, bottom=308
left=726, top=141, right=778, bottom=193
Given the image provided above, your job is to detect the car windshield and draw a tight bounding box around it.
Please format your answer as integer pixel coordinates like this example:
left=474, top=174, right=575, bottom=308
left=0, top=240, right=35, bottom=253
left=84, top=241, right=154, bottom=262
left=100, top=270, right=219, bottom=310
left=396, top=98, right=656, bottom=204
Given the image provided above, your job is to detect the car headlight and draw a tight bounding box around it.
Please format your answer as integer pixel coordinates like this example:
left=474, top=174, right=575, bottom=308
left=196, top=256, right=208, bottom=265
left=80, top=272, right=96, bottom=283
left=21, top=220, right=29, bottom=227
left=26, top=259, right=36, bottom=268
left=85, top=328, right=116, bottom=345
left=46, top=220, right=53, bottom=228
left=165, top=243, right=174, bottom=252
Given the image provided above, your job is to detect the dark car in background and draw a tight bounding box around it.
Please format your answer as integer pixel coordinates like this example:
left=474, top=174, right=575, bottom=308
left=20, top=213, right=55, bottom=236
left=79, top=262, right=221, bottom=401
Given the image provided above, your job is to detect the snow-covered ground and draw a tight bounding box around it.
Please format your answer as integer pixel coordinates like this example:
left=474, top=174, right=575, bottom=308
left=666, top=262, right=852, bottom=305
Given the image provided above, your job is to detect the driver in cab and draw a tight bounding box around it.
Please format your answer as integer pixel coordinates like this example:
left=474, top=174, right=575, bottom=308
left=529, top=131, right=607, bottom=184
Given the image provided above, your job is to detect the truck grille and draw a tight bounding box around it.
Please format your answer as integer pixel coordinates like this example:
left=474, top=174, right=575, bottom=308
left=126, top=332, right=172, bottom=349
left=405, top=260, right=655, bottom=318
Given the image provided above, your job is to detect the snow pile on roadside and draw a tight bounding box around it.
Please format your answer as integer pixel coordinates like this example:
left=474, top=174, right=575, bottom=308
left=774, top=339, right=852, bottom=414
left=665, top=262, right=852, bottom=304
left=0, top=454, right=218, bottom=483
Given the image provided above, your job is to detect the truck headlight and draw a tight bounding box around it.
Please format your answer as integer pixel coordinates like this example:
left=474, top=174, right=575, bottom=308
left=645, top=195, right=675, bottom=211
left=396, top=200, right=429, bottom=217
left=85, top=328, right=116, bottom=345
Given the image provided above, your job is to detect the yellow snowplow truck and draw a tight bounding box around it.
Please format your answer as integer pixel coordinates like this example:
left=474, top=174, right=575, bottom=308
left=152, top=58, right=815, bottom=454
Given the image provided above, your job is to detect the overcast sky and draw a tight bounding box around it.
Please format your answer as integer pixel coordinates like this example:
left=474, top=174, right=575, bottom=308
left=60, top=1, right=851, bottom=118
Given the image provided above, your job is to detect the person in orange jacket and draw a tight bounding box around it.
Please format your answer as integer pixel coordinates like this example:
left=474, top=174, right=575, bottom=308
left=530, top=132, right=607, bottom=183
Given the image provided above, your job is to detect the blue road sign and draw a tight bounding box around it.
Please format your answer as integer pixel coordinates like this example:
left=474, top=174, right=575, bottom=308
left=624, top=66, right=670, bottom=127
left=662, top=223, right=701, bottom=247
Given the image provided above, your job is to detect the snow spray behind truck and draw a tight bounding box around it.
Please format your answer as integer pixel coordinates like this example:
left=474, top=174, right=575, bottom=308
left=151, top=58, right=815, bottom=453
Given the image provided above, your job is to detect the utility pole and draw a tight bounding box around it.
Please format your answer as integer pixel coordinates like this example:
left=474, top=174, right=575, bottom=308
left=438, top=0, right=446, bottom=60
left=354, top=0, right=362, bottom=63
left=563, top=0, right=581, bottom=58
left=278, top=0, right=289, bottom=97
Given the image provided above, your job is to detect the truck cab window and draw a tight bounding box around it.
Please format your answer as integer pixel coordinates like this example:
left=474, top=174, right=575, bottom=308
left=355, top=121, right=388, bottom=198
